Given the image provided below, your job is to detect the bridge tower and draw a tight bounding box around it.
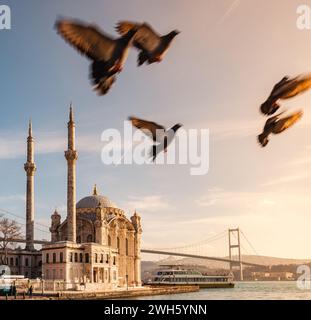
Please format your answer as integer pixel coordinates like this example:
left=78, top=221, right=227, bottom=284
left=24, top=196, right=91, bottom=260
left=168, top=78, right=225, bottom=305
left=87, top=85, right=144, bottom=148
left=228, top=228, right=243, bottom=281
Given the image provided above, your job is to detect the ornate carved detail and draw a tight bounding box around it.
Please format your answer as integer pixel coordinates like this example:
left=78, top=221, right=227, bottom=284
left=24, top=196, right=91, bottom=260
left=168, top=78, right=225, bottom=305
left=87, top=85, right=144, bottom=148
left=64, top=150, right=78, bottom=162
left=131, top=212, right=142, bottom=233
left=24, top=162, right=36, bottom=175
left=94, top=219, right=102, bottom=228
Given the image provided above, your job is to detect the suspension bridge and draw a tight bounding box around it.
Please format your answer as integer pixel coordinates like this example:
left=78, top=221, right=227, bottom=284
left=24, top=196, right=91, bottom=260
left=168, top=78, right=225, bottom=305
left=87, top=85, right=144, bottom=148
left=0, top=208, right=266, bottom=280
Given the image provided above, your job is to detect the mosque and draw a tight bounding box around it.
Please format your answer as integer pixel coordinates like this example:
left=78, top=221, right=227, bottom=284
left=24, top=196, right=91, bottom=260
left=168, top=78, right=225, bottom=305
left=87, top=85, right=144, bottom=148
left=1, top=106, right=142, bottom=291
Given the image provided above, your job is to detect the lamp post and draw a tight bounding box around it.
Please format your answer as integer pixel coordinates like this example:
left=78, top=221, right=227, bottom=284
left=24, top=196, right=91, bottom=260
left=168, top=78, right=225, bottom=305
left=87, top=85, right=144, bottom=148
left=41, top=274, right=44, bottom=295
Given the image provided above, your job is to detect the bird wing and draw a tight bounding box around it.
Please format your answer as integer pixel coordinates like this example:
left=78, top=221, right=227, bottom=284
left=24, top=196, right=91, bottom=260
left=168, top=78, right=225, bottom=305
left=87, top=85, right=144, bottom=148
left=93, top=75, right=116, bottom=96
left=55, top=19, right=116, bottom=61
left=270, top=76, right=290, bottom=94
left=273, top=110, right=303, bottom=134
left=269, top=74, right=311, bottom=100
left=129, top=117, right=166, bottom=142
left=280, top=75, right=311, bottom=100
left=268, top=77, right=295, bottom=99
left=116, top=21, right=161, bottom=52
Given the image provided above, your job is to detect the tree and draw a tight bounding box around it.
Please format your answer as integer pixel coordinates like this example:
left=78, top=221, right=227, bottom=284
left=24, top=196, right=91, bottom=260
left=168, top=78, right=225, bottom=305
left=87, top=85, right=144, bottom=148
left=0, top=215, right=22, bottom=265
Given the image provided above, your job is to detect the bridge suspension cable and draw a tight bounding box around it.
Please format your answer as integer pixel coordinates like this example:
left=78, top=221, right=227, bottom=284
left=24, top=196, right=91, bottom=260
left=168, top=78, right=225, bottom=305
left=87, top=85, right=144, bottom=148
left=0, top=208, right=50, bottom=235
left=240, top=230, right=267, bottom=267
left=147, top=230, right=227, bottom=252
left=240, top=230, right=260, bottom=256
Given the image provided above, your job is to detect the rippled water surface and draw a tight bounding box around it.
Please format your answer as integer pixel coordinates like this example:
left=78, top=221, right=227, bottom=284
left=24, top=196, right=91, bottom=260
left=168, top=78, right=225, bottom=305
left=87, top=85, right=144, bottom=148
left=131, top=282, right=311, bottom=300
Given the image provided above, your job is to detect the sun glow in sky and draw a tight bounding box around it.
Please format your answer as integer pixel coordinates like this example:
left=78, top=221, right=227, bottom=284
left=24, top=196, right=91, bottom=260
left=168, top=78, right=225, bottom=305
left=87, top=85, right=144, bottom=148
left=1, top=0, right=311, bottom=259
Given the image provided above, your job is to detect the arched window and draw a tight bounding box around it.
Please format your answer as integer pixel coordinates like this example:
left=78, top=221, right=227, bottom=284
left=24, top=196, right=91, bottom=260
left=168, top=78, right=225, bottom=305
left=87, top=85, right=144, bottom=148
left=85, top=253, right=89, bottom=263
left=15, top=258, right=19, bottom=266
left=87, top=234, right=93, bottom=243
left=113, top=256, right=116, bottom=265
left=53, top=253, right=56, bottom=263
left=74, top=252, right=78, bottom=263
left=25, top=258, right=29, bottom=267
left=46, top=253, right=49, bottom=264
left=10, top=257, right=14, bottom=266
left=79, top=253, right=83, bottom=263
left=106, top=254, right=109, bottom=264
left=60, top=252, right=63, bottom=263
left=108, top=235, right=111, bottom=246
left=95, top=253, right=98, bottom=263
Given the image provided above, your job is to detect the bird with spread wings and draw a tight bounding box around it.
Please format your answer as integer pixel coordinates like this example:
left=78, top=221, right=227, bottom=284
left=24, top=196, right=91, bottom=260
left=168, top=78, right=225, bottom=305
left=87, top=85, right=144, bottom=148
left=55, top=19, right=138, bottom=95
left=116, top=21, right=180, bottom=66
left=260, top=74, right=311, bottom=116
left=129, top=117, right=182, bottom=161
left=258, top=110, right=303, bottom=147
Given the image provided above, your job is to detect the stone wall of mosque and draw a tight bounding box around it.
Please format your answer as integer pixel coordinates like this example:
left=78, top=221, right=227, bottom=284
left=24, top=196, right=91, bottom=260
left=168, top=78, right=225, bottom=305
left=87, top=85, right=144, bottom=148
left=0, top=249, right=42, bottom=279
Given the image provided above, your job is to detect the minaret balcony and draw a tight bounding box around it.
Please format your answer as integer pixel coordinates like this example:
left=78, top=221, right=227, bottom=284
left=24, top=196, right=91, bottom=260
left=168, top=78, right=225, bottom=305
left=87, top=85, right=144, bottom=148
left=65, top=150, right=78, bottom=161
left=24, top=162, right=37, bottom=175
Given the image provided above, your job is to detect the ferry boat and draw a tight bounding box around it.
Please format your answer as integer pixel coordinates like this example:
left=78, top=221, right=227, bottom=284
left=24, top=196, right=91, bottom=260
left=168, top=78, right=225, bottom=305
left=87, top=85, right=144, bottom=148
left=148, top=266, right=235, bottom=289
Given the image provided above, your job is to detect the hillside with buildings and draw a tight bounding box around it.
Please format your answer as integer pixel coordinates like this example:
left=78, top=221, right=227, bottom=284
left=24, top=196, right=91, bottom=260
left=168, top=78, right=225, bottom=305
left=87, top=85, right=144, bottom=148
left=142, top=255, right=311, bottom=282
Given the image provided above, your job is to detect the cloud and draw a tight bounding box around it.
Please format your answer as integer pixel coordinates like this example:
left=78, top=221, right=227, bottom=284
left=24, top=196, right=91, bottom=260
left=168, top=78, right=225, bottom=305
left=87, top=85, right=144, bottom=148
left=123, top=195, right=174, bottom=213
left=286, top=156, right=311, bottom=167
left=0, top=137, right=25, bottom=159
left=0, top=195, right=26, bottom=203
left=262, top=171, right=311, bottom=187
left=207, top=118, right=260, bottom=140
left=196, top=188, right=276, bottom=210
left=0, top=130, right=105, bottom=160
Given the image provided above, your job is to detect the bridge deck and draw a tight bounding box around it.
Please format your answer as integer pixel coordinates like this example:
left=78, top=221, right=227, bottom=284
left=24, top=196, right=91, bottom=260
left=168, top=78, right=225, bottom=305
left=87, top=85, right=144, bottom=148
left=0, top=238, right=265, bottom=267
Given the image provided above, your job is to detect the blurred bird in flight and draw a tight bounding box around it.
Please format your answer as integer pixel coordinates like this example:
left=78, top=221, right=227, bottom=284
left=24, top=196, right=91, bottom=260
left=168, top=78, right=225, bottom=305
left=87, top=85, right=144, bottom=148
left=55, top=18, right=138, bottom=95
left=260, top=74, right=311, bottom=116
left=258, top=110, right=303, bottom=147
left=128, top=116, right=182, bottom=161
left=116, top=21, right=180, bottom=66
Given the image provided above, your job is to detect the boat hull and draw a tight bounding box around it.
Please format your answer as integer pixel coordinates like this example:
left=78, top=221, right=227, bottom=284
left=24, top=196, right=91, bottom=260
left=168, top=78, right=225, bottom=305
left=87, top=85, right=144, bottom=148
left=199, top=282, right=235, bottom=289
left=149, top=282, right=235, bottom=289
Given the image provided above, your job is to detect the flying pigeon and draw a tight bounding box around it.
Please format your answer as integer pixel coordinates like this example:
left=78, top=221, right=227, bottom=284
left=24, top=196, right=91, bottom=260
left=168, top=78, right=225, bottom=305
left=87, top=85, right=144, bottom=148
left=258, top=110, right=303, bottom=147
left=260, top=74, right=311, bottom=115
left=115, top=21, right=180, bottom=66
left=128, top=116, right=182, bottom=161
left=55, top=19, right=138, bottom=95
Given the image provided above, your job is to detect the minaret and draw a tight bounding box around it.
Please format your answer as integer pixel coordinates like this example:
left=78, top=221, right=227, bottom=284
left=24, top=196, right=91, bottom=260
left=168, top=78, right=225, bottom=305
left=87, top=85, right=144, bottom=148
left=131, top=211, right=142, bottom=286
left=24, top=120, right=36, bottom=251
left=65, top=104, right=78, bottom=242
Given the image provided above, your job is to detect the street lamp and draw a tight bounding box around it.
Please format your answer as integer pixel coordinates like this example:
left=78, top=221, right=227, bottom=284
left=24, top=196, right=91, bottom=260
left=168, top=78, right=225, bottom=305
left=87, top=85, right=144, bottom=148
left=41, top=274, right=44, bottom=295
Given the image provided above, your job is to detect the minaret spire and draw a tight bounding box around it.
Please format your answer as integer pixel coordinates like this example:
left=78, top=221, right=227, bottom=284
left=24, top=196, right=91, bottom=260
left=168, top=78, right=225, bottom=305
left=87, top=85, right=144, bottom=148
left=93, top=184, right=98, bottom=196
left=65, top=103, right=78, bottom=242
left=69, top=103, right=74, bottom=123
left=24, top=120, right=36, bottom=251
left=28, top=119, right=32, bottom=137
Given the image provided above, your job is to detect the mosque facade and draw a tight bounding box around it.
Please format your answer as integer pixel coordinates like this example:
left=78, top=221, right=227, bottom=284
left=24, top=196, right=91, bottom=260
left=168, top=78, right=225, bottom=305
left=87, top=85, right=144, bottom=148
left=0, top=106, right=142, bottom=291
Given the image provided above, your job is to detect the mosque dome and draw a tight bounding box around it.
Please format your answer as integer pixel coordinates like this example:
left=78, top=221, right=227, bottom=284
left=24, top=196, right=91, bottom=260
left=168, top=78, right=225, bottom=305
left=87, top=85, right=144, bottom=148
left=76, top=185, right=117, bottom=209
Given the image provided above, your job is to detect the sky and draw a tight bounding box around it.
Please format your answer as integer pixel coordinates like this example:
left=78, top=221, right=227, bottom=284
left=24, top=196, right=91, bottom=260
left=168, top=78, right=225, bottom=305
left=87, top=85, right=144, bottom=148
left=1, top=0, right=311, bottom=260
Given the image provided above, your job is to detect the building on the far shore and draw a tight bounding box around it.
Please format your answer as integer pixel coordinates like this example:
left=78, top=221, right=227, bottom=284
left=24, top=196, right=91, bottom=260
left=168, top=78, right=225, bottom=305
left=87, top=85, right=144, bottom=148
left=251, top=271, right=294, bottom=281
left=0, top=105, right=143, bottom=291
